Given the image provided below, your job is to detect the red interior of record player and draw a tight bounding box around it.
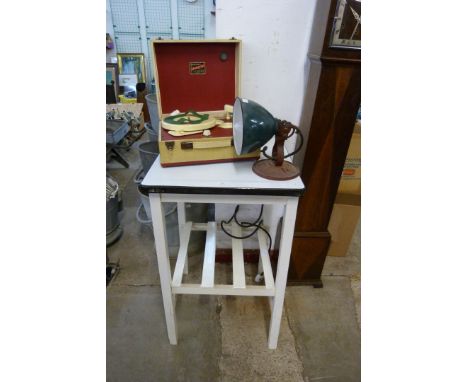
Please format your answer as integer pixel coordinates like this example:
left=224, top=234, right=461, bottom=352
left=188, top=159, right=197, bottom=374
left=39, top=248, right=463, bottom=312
left=154, top=42, right=237, bottom=114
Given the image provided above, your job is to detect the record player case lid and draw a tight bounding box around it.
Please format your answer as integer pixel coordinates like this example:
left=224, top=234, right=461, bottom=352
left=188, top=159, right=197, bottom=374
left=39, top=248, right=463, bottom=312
left=151, top=40, right=240, bottom=115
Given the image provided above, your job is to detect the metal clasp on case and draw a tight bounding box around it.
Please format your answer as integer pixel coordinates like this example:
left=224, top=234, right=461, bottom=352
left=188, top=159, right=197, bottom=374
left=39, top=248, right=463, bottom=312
left=165, top=141, right=175, bottom=151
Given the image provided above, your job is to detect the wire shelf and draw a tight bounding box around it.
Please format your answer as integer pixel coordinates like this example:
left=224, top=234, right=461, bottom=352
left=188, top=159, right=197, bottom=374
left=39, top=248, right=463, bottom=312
left=179, top=33, right=204, bottom=39
left=114, top=32, right=143, bottom=53
left=144, top=0, right=173, bottom=35
left=109, top=0, right=140, bottom=33
left=110, top=0, right=208, bottom=83
left=177, top=0, right=205, bottom=38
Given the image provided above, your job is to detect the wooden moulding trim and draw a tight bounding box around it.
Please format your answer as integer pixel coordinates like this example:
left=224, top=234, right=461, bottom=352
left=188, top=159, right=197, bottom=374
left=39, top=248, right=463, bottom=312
left=308, top=53, right=361, bottom=65
left=215, top=248, right=279, bottom=263
left=294, top=231, right=331, bottom=238
left=334, top=193, right=361, bottom=206
left=287, top=279, right=324, bottom=288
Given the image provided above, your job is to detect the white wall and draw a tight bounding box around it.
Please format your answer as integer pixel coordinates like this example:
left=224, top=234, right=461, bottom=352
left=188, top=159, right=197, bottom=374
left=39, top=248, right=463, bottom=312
left=216, top=0, right=316, bottom=150
left=215, top=0, right=317, bottom=248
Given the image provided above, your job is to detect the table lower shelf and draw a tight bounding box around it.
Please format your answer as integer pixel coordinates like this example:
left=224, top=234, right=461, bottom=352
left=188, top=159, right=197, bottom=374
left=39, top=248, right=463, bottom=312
left=173, top=284, right=275, bottom=296
left=171, top=221, right=275, bottom=297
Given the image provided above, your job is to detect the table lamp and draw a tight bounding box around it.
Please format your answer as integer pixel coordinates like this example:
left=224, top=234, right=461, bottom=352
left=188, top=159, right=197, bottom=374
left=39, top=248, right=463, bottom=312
left=233, top=97, right=303, bottom=180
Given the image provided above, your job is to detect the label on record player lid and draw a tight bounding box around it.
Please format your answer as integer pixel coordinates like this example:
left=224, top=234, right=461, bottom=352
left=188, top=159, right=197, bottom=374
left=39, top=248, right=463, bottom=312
left=189, top=62, right=206, bottom=75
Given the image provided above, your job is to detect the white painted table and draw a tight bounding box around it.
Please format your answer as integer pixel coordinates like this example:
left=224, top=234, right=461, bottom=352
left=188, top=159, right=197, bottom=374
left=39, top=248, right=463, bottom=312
left=140, top=157, right=304, bottom=349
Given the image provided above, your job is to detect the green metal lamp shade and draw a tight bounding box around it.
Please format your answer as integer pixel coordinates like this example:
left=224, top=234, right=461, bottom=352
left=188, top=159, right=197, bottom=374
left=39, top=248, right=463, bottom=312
left=233, top=98, right=278, bottom=155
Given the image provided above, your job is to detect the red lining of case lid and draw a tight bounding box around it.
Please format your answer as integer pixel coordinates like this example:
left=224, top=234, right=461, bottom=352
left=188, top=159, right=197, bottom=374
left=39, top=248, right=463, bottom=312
left=154, top=42, right=237, bottom=114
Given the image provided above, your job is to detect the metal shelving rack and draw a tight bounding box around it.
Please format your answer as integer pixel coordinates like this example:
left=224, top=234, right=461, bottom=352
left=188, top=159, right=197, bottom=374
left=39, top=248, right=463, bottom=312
left=110, top=0, right=143, bottom=53
left=108, top=0, right=208, bottom=85
left=177, top=0, right=205, bottom=40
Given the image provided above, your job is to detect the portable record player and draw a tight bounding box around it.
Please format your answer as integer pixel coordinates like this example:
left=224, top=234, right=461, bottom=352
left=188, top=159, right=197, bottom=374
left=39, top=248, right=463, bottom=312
left=150, top=39, right=259, bottom=167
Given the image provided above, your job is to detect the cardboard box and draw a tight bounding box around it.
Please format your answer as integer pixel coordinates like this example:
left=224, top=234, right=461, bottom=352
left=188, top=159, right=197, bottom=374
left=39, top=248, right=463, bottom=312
left=327, top=194, right=360, bottom=257
left=338, top=121, right=361, bottom=195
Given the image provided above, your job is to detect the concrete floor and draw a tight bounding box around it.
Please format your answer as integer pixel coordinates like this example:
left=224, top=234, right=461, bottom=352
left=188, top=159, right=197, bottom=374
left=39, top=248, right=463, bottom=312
left=107, top=140, right=361, bottom=382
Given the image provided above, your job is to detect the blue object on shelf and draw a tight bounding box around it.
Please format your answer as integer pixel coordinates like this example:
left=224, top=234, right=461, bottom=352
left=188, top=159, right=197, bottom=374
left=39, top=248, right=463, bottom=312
left=106, top=120, right=130, bottom=145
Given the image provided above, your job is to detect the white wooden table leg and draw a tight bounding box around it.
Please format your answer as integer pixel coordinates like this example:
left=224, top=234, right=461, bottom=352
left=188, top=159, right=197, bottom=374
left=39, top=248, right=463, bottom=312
left=268, top=197, right=299, bottom=349
left=177, top=202, right=188, bottom=274
left=150, top=193, right=177, bottom=345
left=263, top=204, right=281, bottom=249
left=256, top=204, right=281, bottom=282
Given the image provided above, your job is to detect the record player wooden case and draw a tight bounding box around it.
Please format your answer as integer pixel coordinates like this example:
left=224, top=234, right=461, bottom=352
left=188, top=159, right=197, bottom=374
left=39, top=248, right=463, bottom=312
left=150, top=39, right=259, bottom=167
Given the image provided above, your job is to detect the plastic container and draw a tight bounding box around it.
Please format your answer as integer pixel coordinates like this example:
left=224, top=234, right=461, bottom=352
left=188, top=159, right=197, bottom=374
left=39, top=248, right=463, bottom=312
left=145, top=93, right=160, bottom=130
left=145, top=122, right=158, bottom=142
left=106, top=176, right=123, bottom=246
left=135, top=186, right=178, bottom=247
left=136, top=187, right=176, bottom=224
left=138, top=141, right=160, bottom=174
left=106, top=192, right=120, bottom=235
left=119, top=94, right=137, bottom=103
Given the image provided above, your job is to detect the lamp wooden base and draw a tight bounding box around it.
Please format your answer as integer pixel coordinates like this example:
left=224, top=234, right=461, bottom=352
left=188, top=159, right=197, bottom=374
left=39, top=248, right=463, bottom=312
left=252, top=159, right=301, bottom=181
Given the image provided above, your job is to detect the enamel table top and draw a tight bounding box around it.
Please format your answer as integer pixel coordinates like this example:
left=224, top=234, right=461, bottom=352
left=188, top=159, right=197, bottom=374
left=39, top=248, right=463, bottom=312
left=140, top=156, right=305, bottom=196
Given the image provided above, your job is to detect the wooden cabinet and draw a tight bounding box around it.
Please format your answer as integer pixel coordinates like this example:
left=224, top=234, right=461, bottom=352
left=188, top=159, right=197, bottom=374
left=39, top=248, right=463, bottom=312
left=288, top=0, right=361, bottom=286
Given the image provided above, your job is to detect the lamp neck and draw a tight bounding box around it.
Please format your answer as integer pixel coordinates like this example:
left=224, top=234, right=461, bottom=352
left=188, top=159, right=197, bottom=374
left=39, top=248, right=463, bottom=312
left=261, top=119, right=304, bottom=167
left=272, top=120, right=294, bottom=166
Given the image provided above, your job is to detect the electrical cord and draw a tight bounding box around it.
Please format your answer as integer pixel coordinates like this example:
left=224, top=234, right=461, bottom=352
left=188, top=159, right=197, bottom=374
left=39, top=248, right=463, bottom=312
left=220, top=205, right=272, bottom=252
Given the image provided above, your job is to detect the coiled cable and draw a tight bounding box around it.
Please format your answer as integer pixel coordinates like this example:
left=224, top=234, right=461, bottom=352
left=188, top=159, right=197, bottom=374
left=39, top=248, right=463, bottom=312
left=220, top=205, right=272, bottom=252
